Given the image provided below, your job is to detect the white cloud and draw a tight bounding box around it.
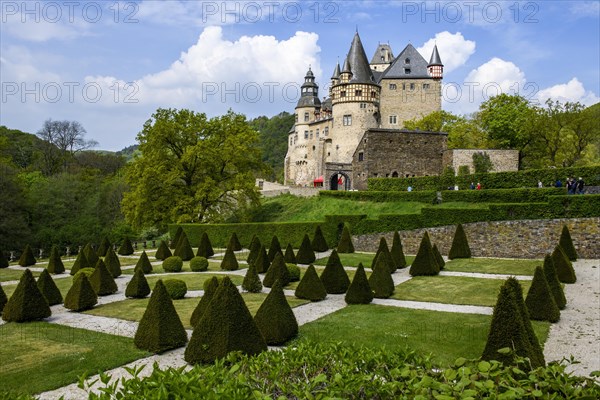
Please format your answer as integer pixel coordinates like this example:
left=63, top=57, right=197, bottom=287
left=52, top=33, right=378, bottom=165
left=536, top=78, right=600, bottom=106
left=417, top=31, right=475, bottom=74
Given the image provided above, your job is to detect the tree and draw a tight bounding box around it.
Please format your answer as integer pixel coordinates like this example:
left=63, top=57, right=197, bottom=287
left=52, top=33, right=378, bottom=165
left=254, top=280, right=298, bottom=345
left=247, top=236, right=262, bottom=265
left=319, top=250, right=350, bottom=294
left=155, top=240, right=172, bottom=260
left=552, top=245, right=576, bottom=283
left=122, top=109, right=266, bottom=230
left=104, top=246, right=122, bottom=278
left=559, top=225, right=577, bottom=261
left=542, top=254, right=566, bottom=310
left=242, top=263, right=263, bottom=293
left=263, top=252, right=290, bottom=288
left=89, top=260, right=118, bottom=296
left=283, top=243, right=297, bottom=264
left=135, top=251, right=153, bottom=274
left=249, top=112, right=295, bottom=182
left=267, top=236, right=282, bottom=262
left=390, top=232, right=407, bottom=270
left=345, top=263, right=373, bottom=304
left=125, top=269, right=151, bottom=298
left=296, top=234, right=316, bottom=264
left=448, top=224, right=471, bottom=260
left=18, top=244, right=36, bottom=267
left=294, top=264, right=327, bottom=302
left=311, top=226, right=329, bottom=252
left=0, top=163, right=30, bottom=251
left=337, top=224, right=354, bottom=254
left=190, top=276, right=219, bottom=327
left=196, top=232, right=214, bottom=258
left=369, top=255, right=395, bottom=299
left=525, top=267, right=560, bottom=323
left=404, top=110, right=487, bottom=149
left=64, top=273, right=97, bottom=311
left=37, top=269, right=63, bottom=305
left=409, top=232, right=439, bottom=276
left=2, top=269, right=51, bottom=322
left=472, top=152, right=493, bottom=173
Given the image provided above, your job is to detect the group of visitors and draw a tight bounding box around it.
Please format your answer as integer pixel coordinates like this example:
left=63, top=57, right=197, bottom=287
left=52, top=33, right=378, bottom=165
left=564, top=177, right=585, bottom=194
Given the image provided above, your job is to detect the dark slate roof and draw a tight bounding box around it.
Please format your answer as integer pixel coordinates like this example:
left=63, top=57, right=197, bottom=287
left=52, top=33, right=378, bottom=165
left=428, top=44, right=443, bottom=66
left=341, top=56, right=351, bottom=74
left=372, top=70, right=384, bottom=83
left=321, top=97, right=332, bottom=110
left=346, top=32, right=376, bottom=84
left=331, top=62, right=341, bottom=79
left=296, top=96, right=321, bottom=108
left=381, top=44, right=430, bottom=79
left=370, top=43, right=394, bottom=64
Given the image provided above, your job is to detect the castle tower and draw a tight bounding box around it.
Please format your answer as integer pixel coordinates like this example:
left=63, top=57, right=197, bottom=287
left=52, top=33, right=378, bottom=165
left=427, top=44, right=443, bottom=79
left=370, top=43, right=394, bottom=72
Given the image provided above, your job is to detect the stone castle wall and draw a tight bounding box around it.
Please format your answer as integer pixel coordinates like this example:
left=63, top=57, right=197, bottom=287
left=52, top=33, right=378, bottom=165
left=379, top=78, right=442, bottom=128
left=443, top=149, right=519, bottom=174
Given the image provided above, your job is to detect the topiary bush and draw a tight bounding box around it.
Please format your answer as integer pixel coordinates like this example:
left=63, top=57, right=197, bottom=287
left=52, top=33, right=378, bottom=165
left=253, top=245, right=270, bottom=274
left=263, top=252, right=290, bottom=288
left=134, top=280, right=188, bottom=353
left=163, top=279, right=187, bottom=300
left=0, top=250, right=9, bottom=269
left=294, top=264, right=327, bottom=302
left=552, top=245, right=576, bottom=283
left=18, top=244, right=36, bottom=267
left=372, top=237, right=395, bottom=273
left=542, top=254, right=566, bottom=310
left=390, top=231, right=407, bottom=269
left=83, top=243, right=99, bottom=268
left=135, top=251, right=153, bottom=274
left=345, top=263, right=373, bottom=304
left=409, top=232, right=440, bottom=277
left=286, top=264, right=301, bottom=282
left=36, top=269, right=63, bottom=306
left=64, top=273, right=98, bottom=312
left=163, top=256, right=183, bottom=273
left=267, top=236, right=282, bottom=262
left=319, top=250, right=350, bottom=294
left=448, top=224, right=472, bottom=259
left=97, top=236, right=111, bottom=257
left=118, top=237, right=134, bottom=256
left=47, top=245, right=65, bottom=274
left=525, top=266, right=560, bottom=323
left=0, top=283, right=7, bottom=314
left=559, top=225, right=577, bottom=261
left=174, top=233, right=195, bottom=261
left=432, top=243, right=445, bottom=270
left=70, top=250, right=90, bottom=276
left=73, top=268, right=95, bottom=282
left=368, top=254, right=395, bottom=299
left=2, top=269, right=51, bottom=322
left=284, top=243, right=297, bottom=264
left=155, top=240, right=172, bottom=260
left=242, top=263, right=263, bottom=293
left=296, top=234, right=316, bottom=264
left=104, top=246, right=122, bottom=278
left=125, top=269, right=151, bottom=298
left=171, top=226, right=184, bottom=249
left=337, top=224, right=355, bottom=254
left=228, top=232, right=243, bottom=251
left=184, top=277, right=267, bottom=364
left=254, top=280, right=298, bottom=345
left=89, top=260, right=118, bottom=296
left=190, top=256, right=209, bottom=272
left=197, top=232, right=214, bottom=258
left=247, top=236, right=261, bottom=265
left=311, top=225, right=329, bottom=252
left=190, top=276, right=219, bottom=327
left=220, top=247, right=239, bottom=271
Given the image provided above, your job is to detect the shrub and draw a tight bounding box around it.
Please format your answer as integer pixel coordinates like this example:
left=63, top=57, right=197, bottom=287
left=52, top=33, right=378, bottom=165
left=46, top=245, right=65, bottom=274
left=163, top=279, right=187, bottom=300
left=89, top=260, right=118, bottom=296
left=320, top=250, right=350, bottom=294
left=286, top=263, right=301, bottom=282
left=432, top=244, right=445, bottom=270
left=190, top=256, right=209, bottom=272
left=0, top=284, right=7, bottom=314
left=552, top=245, right=576, bottom=283
left=83, top=243, right=99, bottom=267
left=543, top=254, right=566, bottom=310
left=284, top=243, right=297, bottom=264
left=36, top=269, right=63, bottom=306
left=220, top=247, right=239, bottom=271
left=64, top=274, right=98, bottom=312
left=134, top=280, right=188, bottom=353
left=390, top=231, right=407, bottom=269
left=184, top=276, right=267, bottom=364
left=253, top=245, right=270, bottom=274
left=196, top=232, right=214, bottom=258
left=18, top=245, right=36, bottom=267
left=294, top=264, right=327, bottom=302
left=70, top=251, right=89, bottom=276
left=559, top=225, right=577, bottom=261
left=0, top=250, right=9, bottom=269
left=409, top=232, right=440, bottom=276
left=372, top=237, right=395, bottom=273
left=135, top=251, right=153, bottom=274
left=345, top=263, right=373, bottom=304
left=104, top=246, right=122, bottom=278
left=242, top=263, right=263, bottom=293
left=118, top=237, right=134, bottom=256
left=337, top=224, right=355, bottom=254
left=246, top=236, right=261, bottom=265
left=311, top=225, right=329, bottom=252
left=369, top=254, right=395, bottom=299
left=254, top=280, right=298, bottom=345
left=296, top=234, right=316, bottom=264
left=73, top=268, right=95, bottom=282
left=155, top=240, right=172, bottom=260
left=263, top=252, right=291, bottom=288
left=174, top=234, right=195, bottom=261
left=171, top=226, right=184, bottom=249
left=191, top=276, right=219, bottom=327
left=473, top=151, right=493, bottom=173
left=97, top=236, right=111, bottom=257
left=163, top=256, right=183, bottom=272
left=448, top=224, right=471, bottom=259
left=125, top=269, right=151, bottom=298
left=458, top=165, right=470, bottom=175
left=525, top=267, right=560, bottom=323
left=268, top=236, right=282, bottom=262
left=2, top=269, right=51, bottom=322
left=228, top=232, right=243, bottom=251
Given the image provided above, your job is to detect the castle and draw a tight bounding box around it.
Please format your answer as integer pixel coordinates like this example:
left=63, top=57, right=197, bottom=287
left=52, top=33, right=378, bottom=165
left=284, top=32, right=518, bottom=190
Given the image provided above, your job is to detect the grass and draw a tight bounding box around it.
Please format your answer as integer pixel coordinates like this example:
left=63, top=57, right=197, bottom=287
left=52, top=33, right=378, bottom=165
left=295, top=304, right=550, bottom=366
left=285, top=266, right=377, bottom=290
left=314, top=252, right=415, bottom=268
left=144, top=273, right=244, bottom=291
left=0, top=322, right=149, bottom=396
left=0, top=268, right=41, bottom=282
left=392, top=275, right=533, bottom=307
left=444, top=258, right=541, bottom=276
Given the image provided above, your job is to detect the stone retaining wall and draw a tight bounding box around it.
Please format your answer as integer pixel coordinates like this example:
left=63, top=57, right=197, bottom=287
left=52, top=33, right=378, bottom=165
left=353, top=218, right=600, bottom=259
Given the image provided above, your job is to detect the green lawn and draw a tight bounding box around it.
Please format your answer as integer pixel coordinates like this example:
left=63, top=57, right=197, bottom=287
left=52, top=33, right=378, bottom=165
left=314, top=252, right=415, bottom=268
left=444, top=258, right=541, bottom=276
left=0, top=268, right=41, bottom=282
left=0, top=322, right=149, bottom=396
left=296, top=305, right=549, bottom=366
left=392, top=275, right=533, bottom=307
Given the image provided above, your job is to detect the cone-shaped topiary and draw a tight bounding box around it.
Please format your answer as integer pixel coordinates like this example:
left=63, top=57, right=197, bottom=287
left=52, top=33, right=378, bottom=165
left=83, top=243, right=99, bottom=268
left=432, top=244, right=445, bottom=270
left=263, top=252, right=291, bottom=288
left=2, top=269, right=51, bottom=322
left=373, top=237, right=395, bottom=273
left=135, top=251, right=153, bottom=274
left=174, top=233, right=195, bottom=261
left=0, top=251, right=9, bottom=269
left=125, top=269, right=151, bottom=298
left=253, top=245, right=270, bottom=274
left=296, top=234, right=316, bottom=264
left=295, top=264, right=327, bottom=301
left=220, top=247, right=239, bottom=271
left=64, top=273, right=98, bottom=311
left=185, top=276, right=267, bottom=364
left=155, top=240, right=172, bottom=260
left=171, top=226, right=184, bottom=249
left=246, top=236, right=261, bottom=265
left=228, top=232, right=243, bottom=251
left=369, top=254, right=395, bottom=299
left=103, top=246, right=122, bottom=278
left=448, top=224, right=471, bottom=260
left=505, top=277, right=545, bottom=368
left=409, top=232, right=440, bottom=276
left=345, top=263, right=373, bottom=304
left=134, top=280, right=188, bottom=353
left=254, top=280, right=298, bottom=345
left=481, top=280, right=534, bottom=366
left=196, top=232, right=214, bottom=258
left=97, top=236, right=111, bottom=257
left=559, top=225, right=577, bottom=261
left=0, top=283, right=7, bottom=314
left=267, top=236, right=282, bottom=262
left=390, top=231, right=407, bottom=269
left=311, top=225, right=329, bottom=252
left=118, top=237, right=134, bottom=256
left=525, top=266, right=560, bottom=323
left=337, top=224, right=354, bottom=253
left=89, top=260, right=118, bottom=296
left=70, top=251, right=90, bottom=276
left=47, top=245, right=65, bottom=274
left=242, top=263, right=263, bottom=293
left=36, top=269, right=63, bottom=306
left=18, top=244, right=36, bottom=267
left=284, top=243, right=297, bottom=264
left=552, top=245, right=576, bottom=283
left=190, top=276, right=219, bottom=327
left=542, top=254, right=566, bottom=310
left=319, top=249, right=350, bottom=294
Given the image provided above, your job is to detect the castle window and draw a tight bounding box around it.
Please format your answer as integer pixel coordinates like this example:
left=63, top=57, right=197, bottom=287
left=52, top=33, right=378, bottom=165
left=316, top=129, right=319, bottom=137
left=410, top=83, right=415, bottom=90
left=304, top=154, right=307, bottom=159
left=371, top=91, right=376, bottom=98
left=324, top=127, right=329, bottom=136
left=327, top=152, right=330, bottom=156
left=360, top=103, right=366, bottom=109
left=304, top=112, right=309, bottom=122
left=402, top=83, right=406, bottom=90
left=343, top=115, right=352, bottom=126
left=374, top=173, right=378, bottom=177
left=310, top=131, right=313, bottom=139
left=404, top=68, right=411, bottom=74
left=358, top=152, right=364, bottom=162
left=304, top=131, right=309, bottom=139
left=392, top=171, right=399, bottom=178
left=312, top=145, right=315, bottom=150
left=386, top=173, right=389, bottom=177
left=290, top=138, right=293, bottom=145
left=389, top=83, right=397, bottom=90
left=423, top=83, right=430, bottom=89
left=389, top=115, right=397, bottom=125
left=340, top=90, right=346, bottom=97
left=331, top=93, right=335, bottom=99
left=405, top=58, right=410, bottom=64
left=295, top=114, right=298, bottom=122
left=355, top=89, right=362, bottom=96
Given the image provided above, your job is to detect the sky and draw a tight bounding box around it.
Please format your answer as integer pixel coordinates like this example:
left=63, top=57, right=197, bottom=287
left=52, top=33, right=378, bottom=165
left=1, top=0, right=599, bottom=151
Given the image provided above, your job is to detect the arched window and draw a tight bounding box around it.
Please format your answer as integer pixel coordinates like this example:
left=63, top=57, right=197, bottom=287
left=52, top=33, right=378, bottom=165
left=392, top=171, right=399, bottom=178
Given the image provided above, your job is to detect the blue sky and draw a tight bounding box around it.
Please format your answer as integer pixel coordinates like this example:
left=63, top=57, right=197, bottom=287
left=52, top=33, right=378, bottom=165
left=1, top=0, right=599, bottom=151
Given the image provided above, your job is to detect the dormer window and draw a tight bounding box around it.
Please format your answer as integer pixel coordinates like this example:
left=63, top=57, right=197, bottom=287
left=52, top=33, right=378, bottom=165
left=404, top=68, right=411, bottom=74
left=304, top=112, right=309, bottom=122
left=405, top=58, right=410, bottom=64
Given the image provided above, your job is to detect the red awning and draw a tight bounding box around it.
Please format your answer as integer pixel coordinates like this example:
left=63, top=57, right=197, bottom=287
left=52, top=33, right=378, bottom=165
left=313, top=176, right=323, bottom=183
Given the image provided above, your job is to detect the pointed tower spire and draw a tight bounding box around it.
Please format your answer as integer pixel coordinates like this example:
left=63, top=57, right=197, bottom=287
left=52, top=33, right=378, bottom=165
left=296, top=66, right=320, bottom=108
left=346, top=31, right=375, bottom=83
left=427, top=44, right=443, bottom=79
left=428, top=44, right=443, bottom=66
left=331, top=61, right=341, bottom=79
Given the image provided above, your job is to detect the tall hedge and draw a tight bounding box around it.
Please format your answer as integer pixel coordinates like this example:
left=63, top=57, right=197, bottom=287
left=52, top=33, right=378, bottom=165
left=228, top=232, right=243, bottom=251
left=294, top=264, right=327, bottom=302
left=190, top=276, right=219, bottom=327
left=90, top=260, right=118, bottom=296
left=83, top=243, right=99, bottom=267
left=247, top=236, right=261, bottom=265
left=409, top=232, right=440, bottom=276
left=542, top=254, right=566, bottom=310
left=345, top=263, right=373, bottom=304
left=311, top=225, right=329, bottom=252
left=284, top=243, right=297, bottom=264
left=390, top=231, right=407, bottom=269
left=36, top=269, right=63, bottom=306
left=296, top=234, right=316, bottom=264
left=70, top=251, right=90, bottom=276
left=171, top=226, right=184, bottom=249
left=432, top=244, right=445, bottom=270
left=64, top=273, right=98, bottom=311
left=267, top=236, right=282, bottom=262
left=263, top=252, right=290, bottom=288
left=220, top=247, right=239, bottom=271
left=104, top=246, right=122, bottom=278
left=197, top=232, right=215, bottom=258
left=0, top=251, right=8, bottom=269
left=369, top=254, right=395, bottom=299
left=155, top=240, right=172, bottom=260
left=254, top=279, right=298, bottom=345
left=0, top=284, right=7, bottom=314
left=134, top=280, right=188, bottom=353
left=320, top=250, right=350, bottom=294
left=253, top=245, right=270, bottom=274
left=47, top=245, right=65, bottom=274
left=174, top=234, right=195, bottom=261
left=125, top=269, right=151, bottom=299
left=184, top=277, right=267, bottom=364
left=559, top=225, right=577, bottom=261
left=448, top=224, right=471, bottom=260
left=2, top=269, right=51, bottom=322
left=337, top=224, right=355, bottom=254
left=18, top=244, right=36, bottom=267
left=118, top=237, right=134, bottom=256
left=373, top=237, right=395, bottom=273
left=97, top=236, right=111, bottom=257
left=552, top=245, right=576, bottom=283
left=135, top=251, right=153, bottom=274
left=242, top=263, right=263, bottom=293
left=525, top=267, right=560, bottom=323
